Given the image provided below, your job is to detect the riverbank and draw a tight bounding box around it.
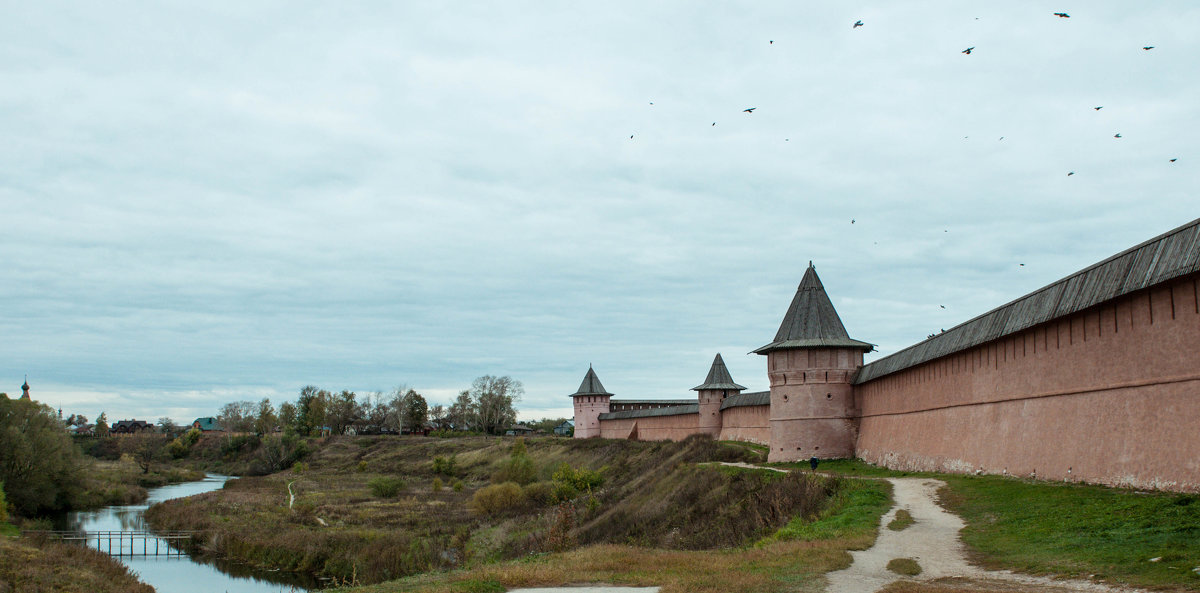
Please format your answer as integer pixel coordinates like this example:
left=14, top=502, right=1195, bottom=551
left=0, top=530, right=154, bottom=593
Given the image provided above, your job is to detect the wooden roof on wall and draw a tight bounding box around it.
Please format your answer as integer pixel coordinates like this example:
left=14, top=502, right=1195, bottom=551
left=854, top=217, right=1200, bottom=385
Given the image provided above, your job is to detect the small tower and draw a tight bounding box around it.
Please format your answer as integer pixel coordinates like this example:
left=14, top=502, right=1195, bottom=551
left=692, top=353, right=745, bottom=438
left=753, top=263, right=873, bottom=462
left=20, top=376, right=30, bottom=400
left=570, top=366, right=613, bottom=439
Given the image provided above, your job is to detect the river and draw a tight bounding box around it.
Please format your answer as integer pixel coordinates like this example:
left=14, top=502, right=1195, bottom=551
left=65, top=474, right=318, bottom=593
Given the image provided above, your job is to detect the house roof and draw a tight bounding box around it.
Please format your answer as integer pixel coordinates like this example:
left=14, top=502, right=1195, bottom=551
left=720, top=390, right=770, bottom=410
left=569, top=367, right=613, bottom=397
left=692, top=353, right=747, bottom=391
left=610, top=399, right=696, bottom=405
left=598, top=404, right=699, bottom=420
left=191, top=417, right=222, bottom=431
left=855, top=217, right=1200, bottom=384
left=753, top=263, right=874, bottom=354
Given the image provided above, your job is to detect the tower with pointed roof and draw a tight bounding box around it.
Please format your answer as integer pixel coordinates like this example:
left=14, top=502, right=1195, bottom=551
left=20, top=376, right=30, bottom=400
left=692, top=353, right=745, bottom=437
left=570, top=366, right=613, bottom=438
left=753, top=263, right=873, bottom=462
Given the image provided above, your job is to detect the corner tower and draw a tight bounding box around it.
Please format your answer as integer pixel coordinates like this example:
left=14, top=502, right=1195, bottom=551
left=692, top=353, right=745, bottom=437
left=753, top=263, right=873, bottom=462
left=570, top=366, right=613, bottom=438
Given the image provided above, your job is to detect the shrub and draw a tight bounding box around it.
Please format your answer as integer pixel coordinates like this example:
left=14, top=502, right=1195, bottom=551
left=522, top=481, right=554, bottom=506
left=368, top=476, right=407, bottom=498
left=452, top=480, right=464, bottom=492
left=432, top=455, right=457, bottom=476
left=0, top=480, right=7, bottom=523
left=357, top=460, right=368, bottom=473
left=432, top=477, right=443, bottom=492
left=493, top=454, right=536, bottom=485
left=551, top=462, right=603, bottom=501
left=292, top=461, right=307, bottom=474
left=469, top=482, right=525, bottom=515
left=887, top=557, right=922, bottom=576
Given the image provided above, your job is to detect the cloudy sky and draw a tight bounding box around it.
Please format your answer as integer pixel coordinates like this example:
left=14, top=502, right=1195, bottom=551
left=2, top=2, right=1196, bottom=424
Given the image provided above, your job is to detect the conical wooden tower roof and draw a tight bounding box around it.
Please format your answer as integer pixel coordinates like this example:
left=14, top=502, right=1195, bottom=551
left=692, top=353, right=746, bottom=391
left=753, top=263, right=873, bottom=354
left=569, top=366, right=613, bottom=397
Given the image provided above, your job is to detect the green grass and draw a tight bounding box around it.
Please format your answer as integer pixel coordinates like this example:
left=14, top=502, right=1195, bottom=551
left=939, top=476, right=1200, bottom=589
left=763, top=477, right=892, bottom=545
left=885, top=557, right=921, bottom=576
left=886, top=509, right=914, bottom=531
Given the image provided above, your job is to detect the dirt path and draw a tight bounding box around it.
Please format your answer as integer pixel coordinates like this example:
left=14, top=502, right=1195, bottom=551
left=715, top=464, right=1150, bottom=593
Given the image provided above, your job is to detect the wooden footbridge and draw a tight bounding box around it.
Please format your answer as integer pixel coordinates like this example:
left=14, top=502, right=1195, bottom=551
left=25, top=530, right=197, bottom=557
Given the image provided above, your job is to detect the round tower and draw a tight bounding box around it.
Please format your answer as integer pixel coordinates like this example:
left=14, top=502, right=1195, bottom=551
left=753, top=263, right=873, bottom=462
left=692, top=353, right=745, bottom=438
left=20, top=376, right=30, bottom=400
left=569, top=366, right=612, bottom=439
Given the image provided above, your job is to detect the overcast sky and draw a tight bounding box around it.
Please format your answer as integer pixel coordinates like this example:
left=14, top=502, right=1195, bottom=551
left=2, top=2, right=1197, bottom=424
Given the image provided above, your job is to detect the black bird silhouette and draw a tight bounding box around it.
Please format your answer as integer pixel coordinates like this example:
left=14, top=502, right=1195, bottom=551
left=1054, top=12, right=1070, bottom=18
left=853, top=20, right=863, bottom=28
left=712, top=122, right=716, bottom=126
left=769, top=40, right=773, bottom=44
left=1068, top=171, right=1075, bottom=176
left=1114, top=133, right=1122, bottom=138
left=743, top=107, right=756, bottom=113
left=851, top=219, right=855, bottom=224
left=1020, top=263, right=1025, bottom=267
left=962, top=47, right=975, bottom=55
left=940, top=305, right=946, bottom=309
left=630, top=134, right=634, bottom=139
left=1170, top=158, right=1177, bottom=162
left=1143, top=46, right=1154, bottom=50
left=1094, top=106, right=1103, bottom=110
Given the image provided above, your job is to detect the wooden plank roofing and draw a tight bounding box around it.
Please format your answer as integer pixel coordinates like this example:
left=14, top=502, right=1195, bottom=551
left=692, top=353, right=747, bottom=391
left=720, top=390, right=770, bottom=410
left=854, top=217, right=1200, bottom=384
left=598, top=404, right=699, bottom=420
left=753, top=263, right=874, bottom=354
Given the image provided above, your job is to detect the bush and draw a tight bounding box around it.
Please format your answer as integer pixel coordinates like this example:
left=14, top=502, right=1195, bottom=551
left=368, top=476, right=407, bottom=498
left=522, top=481, right=554, bottom=506
left=469, top=482, right=525, bottom=515
left=0, top=480, right=8, bottom=523
left=357, top=460, right=368, bottom=473
left=493, top=454, right=536, bottom=485
left=432, top=477, right=443, bottom=492
left=452, top=480, right=464, bottom=492
left=550, top=462, right=603, bottom=501
left=292, top=461, right=307, bottom=474
left=0, top=397, right=86, bottom=515
left=432, top=455, right=457, bottom=476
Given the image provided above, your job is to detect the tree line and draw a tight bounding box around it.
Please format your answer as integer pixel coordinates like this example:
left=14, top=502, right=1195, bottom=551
left=213, top=375, right=525, bottom=436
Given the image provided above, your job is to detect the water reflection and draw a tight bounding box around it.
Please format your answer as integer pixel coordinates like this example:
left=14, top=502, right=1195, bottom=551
left=67, top=474, right=319, bottom=593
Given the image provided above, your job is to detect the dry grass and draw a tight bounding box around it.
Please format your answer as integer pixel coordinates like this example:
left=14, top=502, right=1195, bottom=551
left=341, top=539, right=861, bottom=593
left=887, top=557, right=922, bottom=576
left=0, top=534, right=154, bottom=593
left=888, top=509, right=915, bottom=531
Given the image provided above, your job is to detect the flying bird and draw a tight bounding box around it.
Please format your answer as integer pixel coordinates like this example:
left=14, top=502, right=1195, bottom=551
left=1094, top=106, right=1103, bottom=110
left=743, top=107, right=756, bottom=113
left=1020, top=263, right=1026, bottom=267
left=1068, top=171, right=1075, bottom=176
left=962, top=47, right=975, bottom=55
left=1054, top=12, right=1070, bottom=18
left=1114, top=133, right=1122, bottom=138
left=712, top=122, right=716, bottom=126
left=1143, top=46, right=1154, bottom=50
left=851, top=219, right=855, bottom=224
left=630, top=134, right=634, bottom=139
left=769, top=40, right=774, bottom=44
left=940, top=305, right=946, bottom=309
left=1170, top=158, right=1177, bottom=162
left=853, top=20, right=863, bottom=28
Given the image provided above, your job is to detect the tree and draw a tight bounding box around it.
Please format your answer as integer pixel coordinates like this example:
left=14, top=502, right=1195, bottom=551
left=253, top=398, right=278, bottom=436
left=295, top=386, right=330, bottom=436
left=0, top=396, right=86, bottom=515
left=402, top=391, right=428, bottom=432
left=328, top=390, right=361, bottom=435
left=448, top=390, right=475, bottom=431
left=278, top=401, right=297, bottom=434
left=217, top=401, right=256, bottom=433
left=156, top=416, right=177, bottom=434
left=65, top=413, right=88, bottom=428
left=362, top=391, right=390, bottom=431
left=429, top=404, right=449, bottom=430
left=95, top=412, right=110, bottom=438
left=120, top=435, right=167, bottom=474
left=470, top=375, right=523, bottom=435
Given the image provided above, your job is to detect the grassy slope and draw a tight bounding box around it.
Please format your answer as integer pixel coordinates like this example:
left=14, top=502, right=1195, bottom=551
left=0, top=535, right=154, bottom=593
left=793, top=458, right=1200, bottom=591
left=337, top=476, right=893, bottom=593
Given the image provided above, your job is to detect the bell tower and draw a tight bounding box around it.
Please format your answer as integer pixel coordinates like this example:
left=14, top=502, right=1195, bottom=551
left=692, top=353, right=745, bottom=437
left=753, top=263, right=873, bottom=462
left=570, top=366, right=612, bottom=439
left=20, top=376, right=30, bottom=400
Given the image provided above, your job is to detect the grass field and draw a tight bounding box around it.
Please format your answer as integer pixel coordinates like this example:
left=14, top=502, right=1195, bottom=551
left=0, top=534, right=154, bottom=593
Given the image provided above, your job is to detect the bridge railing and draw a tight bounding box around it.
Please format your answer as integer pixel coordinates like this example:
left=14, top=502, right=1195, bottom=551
left=23, top=530, right=198, bottom=557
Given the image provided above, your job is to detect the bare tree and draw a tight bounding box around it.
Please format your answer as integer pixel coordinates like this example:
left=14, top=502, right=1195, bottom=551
left=470, top=375, right=523, bottom=435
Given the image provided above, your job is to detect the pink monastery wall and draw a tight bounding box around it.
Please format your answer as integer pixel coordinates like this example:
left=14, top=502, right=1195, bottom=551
left=599, top=412, right=699, bottom=441
left=717, top=404, right=770, bottom=445
left=855, top=274, right=1200, bottom=492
